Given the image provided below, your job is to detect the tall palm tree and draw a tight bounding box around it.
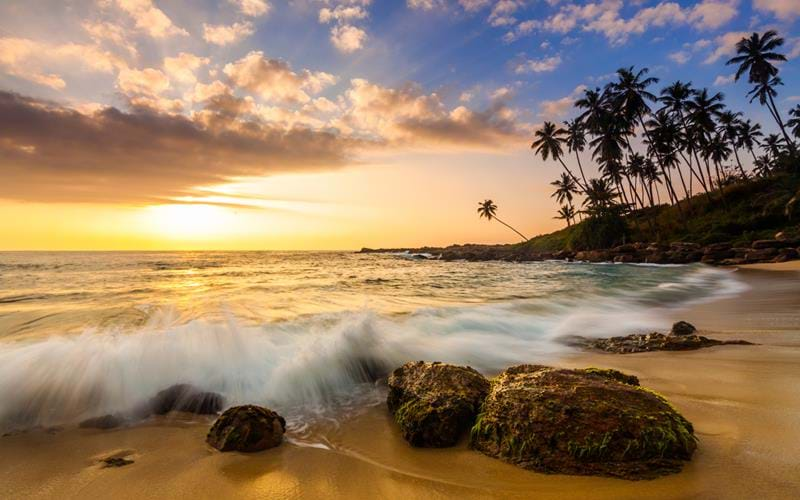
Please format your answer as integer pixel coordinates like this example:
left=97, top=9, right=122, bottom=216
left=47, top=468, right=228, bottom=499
left=727, top=31, right=796, bottom=153
left=687, top=88, right=725, bottom=190
left=717, top=110, right=748, bottom=179
left=564, top=118, right=588, bottom=185
left=554, top=204, right=577, bottom=227
left=575, top=87, right=609, bottom=134
left=476, top=199, right=528, bottom=242
left=762, top=134, right=785, bottom=160
left=582, top=178, right=619, bottom=211
left=531, top=122, right=586, bottom=190
left=659, top=81, right=708, bottom=195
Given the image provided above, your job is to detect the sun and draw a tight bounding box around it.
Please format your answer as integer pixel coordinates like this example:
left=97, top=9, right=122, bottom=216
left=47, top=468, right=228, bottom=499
left=143, top=204, right=234, bottom=240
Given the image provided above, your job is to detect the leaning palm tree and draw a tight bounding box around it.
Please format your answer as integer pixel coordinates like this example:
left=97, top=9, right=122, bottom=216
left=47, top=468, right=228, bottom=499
left=762, top=134, right=785, bottom=160
left=532, top=122, right=586, bottom=190
left=554, top=204, right=577, bottom=227
left=737, top=119, right=763, bottom=164
left=563, top=119, right=589, bottom=185
left=726, top=31, right=796, bottom=153
left=476, top=199, right=528, bottom=241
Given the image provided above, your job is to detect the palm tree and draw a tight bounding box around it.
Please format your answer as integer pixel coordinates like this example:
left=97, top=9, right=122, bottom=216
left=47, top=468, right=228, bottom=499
left=476, top=199, right=528, bottom=241
left=550, top=173, right=579, bottom=205
left=726, top=31, right=796, bottom=153
left=717, top=110, right=748, bottom=179
left=737, top=119, right=763, bottom=164
left=687, top=88, right=725, bottom=190
left=788, top=105, right=800, bottom=139
left=564, top=119, right=588, bottom=185
left=575, top=87, right=609, bottom=133
left=582, top=178, right=619, bottom=211
left=532, top=122, right=586, bottom=191
left=554, top=204, right=577, bottom=227
left=659, top=81, right=708, bottom=195
left=763, top=134, right=785, bottom=160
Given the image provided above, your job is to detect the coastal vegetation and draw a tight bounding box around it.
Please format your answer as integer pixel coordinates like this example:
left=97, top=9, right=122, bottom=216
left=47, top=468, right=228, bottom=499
left=509, top=30, right=799, bottom=253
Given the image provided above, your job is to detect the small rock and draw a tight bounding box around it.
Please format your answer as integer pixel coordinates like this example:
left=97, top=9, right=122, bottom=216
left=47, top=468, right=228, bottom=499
left=670, top=321, right=697, bottom=336
left=388, top=361, right=490, bottom=447
left=148, top=384, right=224, bottom=415
left=102, top=457, right=134, bottom=468
left=206, top=405, right=286, bottom=452
left=79, top=414, right=125, bottom=429
left=751, top=239, right=785, bottom=250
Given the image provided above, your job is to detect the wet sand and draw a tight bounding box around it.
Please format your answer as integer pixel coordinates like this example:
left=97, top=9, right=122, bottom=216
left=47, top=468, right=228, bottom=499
left=2, top=263, right=799, bottom=499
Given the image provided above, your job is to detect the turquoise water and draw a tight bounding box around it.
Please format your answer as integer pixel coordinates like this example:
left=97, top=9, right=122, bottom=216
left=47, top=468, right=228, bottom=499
left=0, top=251, right=746, bottom=432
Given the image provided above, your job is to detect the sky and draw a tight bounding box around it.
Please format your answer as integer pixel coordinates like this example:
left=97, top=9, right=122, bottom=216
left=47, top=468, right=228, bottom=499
left=0, top=0, right=798, bottom=250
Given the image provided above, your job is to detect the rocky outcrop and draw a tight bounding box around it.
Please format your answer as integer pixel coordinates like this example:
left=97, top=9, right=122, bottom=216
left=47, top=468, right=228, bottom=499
left=469, top=365, right=697, bottom=479
left=206, top=405, right=286, bottom=452
left=387, top=361, right=490, bottom=447
left=361, top=235, right=800, bottom=266
left=574, top=332, right=753, bottom=354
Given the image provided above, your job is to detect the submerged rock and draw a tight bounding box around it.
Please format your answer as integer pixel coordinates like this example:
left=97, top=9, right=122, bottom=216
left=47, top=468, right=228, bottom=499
left=102, top=457, right=134, bottom=468
left=470, top=365, right=697, bottom=479
left=206, top=405, right=286, bottom=452
left=576, top=332, right=752, bottom=354
left=79, top=414, right=125, bottom=429
left=387, top=361, right=490, bottom=447
left=147, top=384, right=224, bottom=415
left=670, top=321, right=697, bottom=336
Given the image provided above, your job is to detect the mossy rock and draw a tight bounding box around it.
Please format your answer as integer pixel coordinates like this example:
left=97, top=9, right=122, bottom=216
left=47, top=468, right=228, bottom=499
left=387, top=361, right=490, bottom=447
left=470, top=365, right=696, bottom=479
left=206, top=405, right=286, bottom=452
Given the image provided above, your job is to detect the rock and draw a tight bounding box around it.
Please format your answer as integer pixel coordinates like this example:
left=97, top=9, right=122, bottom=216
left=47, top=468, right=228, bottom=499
left=670, top=321, right=697, bottom=336
left=704, top=242, right=732, bottom=253
left=102, top=457, right=134, bottom=468
left=744, top=248, right=778, bottom=262
left=612, top=244, right=637, bottom=253
left=387, top=361, right=490, bottom=447
left=751, top=239, right=785, bottom=250
left=670, top=242, right=701, bottom=252
left=644, top=252, right=668, bottom=264
left=720, top=258, right=747, bottom=266
left=469, top=365, right=697, bottom=479
left=79, top=414, right=125, bottom=429
left=206, top=405, right=286, bottom=452
left=148, top=384, right=224, bottom=415
left=578, top=332, right=753, bottom=354
left=613, top=254, right=634, bottom=263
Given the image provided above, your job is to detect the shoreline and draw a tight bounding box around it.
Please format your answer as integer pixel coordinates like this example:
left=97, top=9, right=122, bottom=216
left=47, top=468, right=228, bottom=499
left=1, top=263, right=799, bottom=499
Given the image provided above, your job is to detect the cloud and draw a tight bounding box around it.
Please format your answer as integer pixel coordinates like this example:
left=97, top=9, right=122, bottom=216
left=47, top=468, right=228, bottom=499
left=704, top=31, right=748, bottom=63
left=506, top=0, right=738, bottom=45
left=228, top=0, right=271, bottom=17
left=0, top=90, right=357, bottom=203
left=0, top=37, right=126, bottom=90
left=203, top=22, right=255, bottom=45
left=338, top=78, right=528, bottom=148
left=406, top=0, right=446, bottom=9
left=330, top=25, right=368, bottom=53
left=223, top=51, right=337, bottom=104
left=81, top=20, right=138, bottom=57
left=117, top=67, right=170, bottom=96
left=185, top=80, right=232, bottom=103
left=753, top=0, right=800, bottom=20
left=319, top=5, right=369, bottom=23
left=538, top=84, right=586, bottom=120
left=514, top=55, right=562, bottom=74
left=668, top=51, right=691, bottom=64
left=713, top=73, right=735, bottom=86
left=115, top=0, right=188, bottom=38
left=163, top=52, right=210, bottom=84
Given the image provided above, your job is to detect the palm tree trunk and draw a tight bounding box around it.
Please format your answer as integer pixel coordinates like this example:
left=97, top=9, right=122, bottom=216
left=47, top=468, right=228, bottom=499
left=732, top=145, right=748, bottom=179
left=574, top=151, right=588, bottom=187
left=766, top=93, right=798, bottom=155
left=557, top=157, right=587, bottom=192
left=494, top=217, right=528, bottom=242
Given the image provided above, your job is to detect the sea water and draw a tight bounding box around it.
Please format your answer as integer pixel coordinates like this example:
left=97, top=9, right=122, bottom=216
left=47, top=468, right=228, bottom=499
left=0, top=251, right=747, bottom=434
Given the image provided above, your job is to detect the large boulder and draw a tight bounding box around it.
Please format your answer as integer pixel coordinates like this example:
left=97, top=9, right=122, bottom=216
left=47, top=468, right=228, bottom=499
left=206, top=405, right=286, bottom=452
left=579, top=332, right=752, bottom=353
left=469, top=365, right=697, bottom=479
left=147, top=384, right=224, bottom=415
left=387, top=361, right=490, bottom=447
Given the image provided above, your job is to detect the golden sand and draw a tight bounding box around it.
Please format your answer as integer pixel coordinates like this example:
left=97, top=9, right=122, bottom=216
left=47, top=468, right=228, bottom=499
left=2, top=264, right=799, bottom=499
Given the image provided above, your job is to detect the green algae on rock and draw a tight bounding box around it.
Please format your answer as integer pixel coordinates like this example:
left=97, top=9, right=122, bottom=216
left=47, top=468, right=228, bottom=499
left=206, top=405, right=286, bottom=453
left=469, top=365, right=696, bottom=479
left=387, top=361, right=490, bottom=447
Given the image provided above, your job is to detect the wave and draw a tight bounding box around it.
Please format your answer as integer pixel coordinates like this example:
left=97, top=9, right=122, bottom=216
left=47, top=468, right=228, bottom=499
left=0, top=265, right=746, bottom=432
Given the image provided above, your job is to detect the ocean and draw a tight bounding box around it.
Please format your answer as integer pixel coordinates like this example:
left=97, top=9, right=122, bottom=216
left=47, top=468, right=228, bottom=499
left=0, top=251, right=747, bottom=438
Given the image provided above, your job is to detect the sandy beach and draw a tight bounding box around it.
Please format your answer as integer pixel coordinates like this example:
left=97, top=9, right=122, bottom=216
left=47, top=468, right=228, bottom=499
left=2, top=262, right=799, bottom=500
